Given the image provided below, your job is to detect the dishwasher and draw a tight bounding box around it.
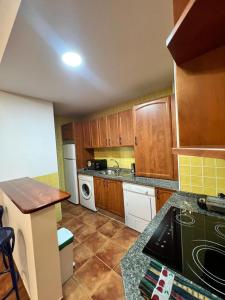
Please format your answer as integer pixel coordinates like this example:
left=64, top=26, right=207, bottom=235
left=123, top=182, right=156, bottom=233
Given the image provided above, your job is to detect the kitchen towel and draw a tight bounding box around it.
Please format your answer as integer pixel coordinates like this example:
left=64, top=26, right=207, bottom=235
left=139, top=260, right=216, bottom=300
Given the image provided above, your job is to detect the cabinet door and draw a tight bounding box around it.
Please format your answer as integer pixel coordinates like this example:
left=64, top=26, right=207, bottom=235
left=74, top=122, right=94, bottom=169
left=156, top=188, right=173, bottom=212
left=61, top=123, right=74, bottom=141
left=94, top=177, right=107, bottom=210
left=118, top=110, right=134, bottom=146
left=98, top=117, right=108, bottom=148
left=107, top=114, right=119, bottom=147
left=134, top=97, right=174, bottom=179
left=107, top=180, right=124, bottom=217
left=82, top=121, right=92, bottom=148
left=90, top=119, right=99, bottom=148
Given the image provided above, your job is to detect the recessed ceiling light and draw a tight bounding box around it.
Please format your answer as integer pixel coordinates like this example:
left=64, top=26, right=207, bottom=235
left=62, top=52, right=82, bottom=67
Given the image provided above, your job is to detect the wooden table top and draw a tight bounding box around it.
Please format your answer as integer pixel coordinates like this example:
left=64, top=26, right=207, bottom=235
left=0, top=177, right=70, bottom=214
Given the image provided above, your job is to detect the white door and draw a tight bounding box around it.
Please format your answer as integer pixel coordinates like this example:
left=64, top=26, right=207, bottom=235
left=64, top=159, right=79, bottom=204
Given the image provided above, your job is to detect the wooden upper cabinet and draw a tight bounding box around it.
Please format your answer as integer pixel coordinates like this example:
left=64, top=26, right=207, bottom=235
left=168, top=0, right=225, bottom=65
left=118, top=109, right=134, bottom=146
left=107, top=114, right=119, bottom=147
left=90, top=119, right=99, bottom=148
left=133, top=97, right=174, bottom=180
left=98, top=117, right=108, bottom=148
left=82, top=120, right=92, bottom=148
left=61, top=123, right=74, bottom=141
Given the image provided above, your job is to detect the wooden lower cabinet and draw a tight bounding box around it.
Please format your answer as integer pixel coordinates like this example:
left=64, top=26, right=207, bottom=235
left=156, top=188, right=173, bottom=212
left=94, top=177, right=124, bottom=217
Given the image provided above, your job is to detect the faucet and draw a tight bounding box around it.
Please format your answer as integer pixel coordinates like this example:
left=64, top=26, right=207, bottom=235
left=110, top=159, right=120, bottom=175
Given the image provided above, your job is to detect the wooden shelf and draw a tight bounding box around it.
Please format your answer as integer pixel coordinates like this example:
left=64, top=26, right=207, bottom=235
left=167, top=0, right=225, bottom=65
left=173, top=147, right=225, bottom=159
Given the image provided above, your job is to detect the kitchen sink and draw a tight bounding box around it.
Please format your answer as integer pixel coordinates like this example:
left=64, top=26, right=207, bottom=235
left=98, top=169, right=132, bottom=177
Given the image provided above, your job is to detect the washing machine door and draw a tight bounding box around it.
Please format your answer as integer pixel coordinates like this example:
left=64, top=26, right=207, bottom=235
left=81, top=182, right=92, bottom=200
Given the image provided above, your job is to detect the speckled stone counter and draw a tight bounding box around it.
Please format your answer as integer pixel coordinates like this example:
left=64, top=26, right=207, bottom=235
left=121, top=192, right=225, bottom=300
left=78, top=168, right=179, bottom=191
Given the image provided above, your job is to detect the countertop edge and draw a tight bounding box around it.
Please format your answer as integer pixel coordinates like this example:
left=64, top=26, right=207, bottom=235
left=0, top=177, right=71, bottom=214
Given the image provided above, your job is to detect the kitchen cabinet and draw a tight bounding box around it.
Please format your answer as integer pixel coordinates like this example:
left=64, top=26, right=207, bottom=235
left=118, top=109, right=134, bottom=146
left=98, top=117, right=108, bottom=148
left=170, top=0, right=225, bottom=159
left=90, top=119, right=99, bottom=148
left=106, top=179, right=124, bottom=217
left=61, top=121, right=94, bottom=169
left=106, top=114, right=119, bottom=147
left=167, top=0, right=225, bottom=65
left=133, top=97, right=174, bottom=180
left=82, top=120, right=92, bottom=148
left=94, top=177, right=106, bottom=210
left=82, top=109, right=134, bottom=149
left=61, top=123, right=74, bottom=140
left=94, top=177, right=124, bottom=217
left=156, top=188, right=173, bottom=212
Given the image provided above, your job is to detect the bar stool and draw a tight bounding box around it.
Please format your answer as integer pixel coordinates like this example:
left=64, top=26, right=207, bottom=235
left=0, top=205, right=3, bottom=227
left=0, top=227, right=20, bottom=300
left=0, top=205, right=8, bottom=270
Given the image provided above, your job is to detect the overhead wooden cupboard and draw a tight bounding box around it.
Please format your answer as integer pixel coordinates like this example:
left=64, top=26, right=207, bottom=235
left=168, top=0, right=225, bottom=159
left=82, top=109, right=134, bottom=149
left=133, top=96, right=176, bottom=180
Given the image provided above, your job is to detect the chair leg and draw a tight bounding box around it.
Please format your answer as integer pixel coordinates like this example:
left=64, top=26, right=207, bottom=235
left=2, top=252, right=8, bottom=269
left=8, top=252, right=20, bottom=300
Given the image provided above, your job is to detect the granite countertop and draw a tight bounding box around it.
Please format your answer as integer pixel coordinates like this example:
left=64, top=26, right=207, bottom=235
left=78, top=168, right=179, bottom=191
left=121, top=191, right=225, bottom=300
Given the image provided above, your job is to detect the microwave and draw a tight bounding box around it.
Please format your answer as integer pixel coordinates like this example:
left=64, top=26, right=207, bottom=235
left=87, top=159, right=107, bottom=170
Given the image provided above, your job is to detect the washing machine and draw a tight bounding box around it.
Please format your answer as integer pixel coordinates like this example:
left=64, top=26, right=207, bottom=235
left=78, top=175, right=97, bottom=212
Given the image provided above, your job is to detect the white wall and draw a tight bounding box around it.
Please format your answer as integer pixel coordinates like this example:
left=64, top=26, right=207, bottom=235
left=0, top=91, right=58, bottom=181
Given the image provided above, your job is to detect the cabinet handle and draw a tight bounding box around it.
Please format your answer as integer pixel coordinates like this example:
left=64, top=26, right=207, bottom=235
left=135, top=136, right=138, bottom=146
left=106, top=138, right=107, bottom=146
left=119, top=136, right=122, bottom=145
left=108, top=139, right=110, bottom=146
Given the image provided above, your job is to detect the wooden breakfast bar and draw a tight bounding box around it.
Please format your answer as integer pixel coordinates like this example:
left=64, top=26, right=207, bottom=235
left=0, top=177, right=70, bottom=300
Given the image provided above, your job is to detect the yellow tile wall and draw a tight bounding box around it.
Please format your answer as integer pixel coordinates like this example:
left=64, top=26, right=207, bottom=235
left=179, top=156, right=225, bottom=196
left=94, top=147, right=135, bottom=169
left=34, top=172, right=62, bottom=221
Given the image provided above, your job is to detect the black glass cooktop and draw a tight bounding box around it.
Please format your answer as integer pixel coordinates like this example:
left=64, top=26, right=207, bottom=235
left=143, top=206, right=225, bottom=298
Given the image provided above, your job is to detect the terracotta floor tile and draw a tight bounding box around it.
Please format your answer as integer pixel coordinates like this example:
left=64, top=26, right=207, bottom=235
left=113, top=263, right=122, bottom=276
left=78, top=212, right=109, bottom=229
left=76, top=256, right=111, bottom=294
left=96, top=240, right=126, bottom=269
left=75, top=224, right=97, bottom=243
left=62, top=211, right=74, bottom=224
left=73, top=238, right=80, bottom=248
left=63, top=277, right=91, bottom=300
left=63, top=217, right=84, bottom=232
left=98, top=220, right=125, bottom=238
left=73, top=243, right=94, bottom=270
left=91, top=270, right=125, bottom=300
left=68, top=205, right=88, bottom=216
left=82, top=232, right=108, bottom=253
left=112, top=227, right=139, bottom=249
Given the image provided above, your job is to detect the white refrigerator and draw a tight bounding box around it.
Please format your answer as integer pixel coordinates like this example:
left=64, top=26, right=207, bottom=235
left=63, top=144, right=79, bottom=204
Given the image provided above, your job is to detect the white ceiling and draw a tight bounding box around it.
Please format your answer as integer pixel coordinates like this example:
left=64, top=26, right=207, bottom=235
left=0, top=0, right=173, bottom=116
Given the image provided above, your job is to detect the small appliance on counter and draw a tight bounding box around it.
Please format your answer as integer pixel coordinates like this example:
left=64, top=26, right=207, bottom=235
left=87, top=159, right=107, bottom=170
left=131, top=163, right=135, bottom=175
left=197, top=193, right=225, bottom=214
